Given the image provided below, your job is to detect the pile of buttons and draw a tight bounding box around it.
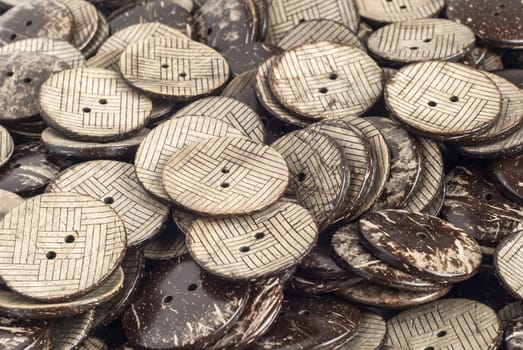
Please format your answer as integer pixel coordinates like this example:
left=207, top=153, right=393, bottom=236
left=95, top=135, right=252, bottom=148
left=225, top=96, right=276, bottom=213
left=0, top=0, right=520, bottom=348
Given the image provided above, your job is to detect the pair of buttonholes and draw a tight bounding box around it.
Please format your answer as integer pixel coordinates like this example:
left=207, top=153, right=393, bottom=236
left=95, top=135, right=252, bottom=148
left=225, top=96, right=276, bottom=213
left=220, top=167, right=231, bottom=189
left=494, top=4, right=506, bottom=16
left=416, top=224, right=431, bottom=240
left=5, top=71, right=32, bottom=84
left=238, top=232, right=265, bottom=254
left=45, top=233, right=77, bottom=261
left=424, top=331, right=448, bottom=350
left=7, top=21, right=32, bottom=41
left=160, top=64, right=187, bottom=78
left=82, top=99, right=108, bottom=113
left=385, top=0, right=407, bottom=9
left=162, top=283, right=198, bottom=304
left=409, top=38, right=432, bottom=50
left=318, top=73, right=338, bottom=94
left=427, top=96, right=459, bottom=108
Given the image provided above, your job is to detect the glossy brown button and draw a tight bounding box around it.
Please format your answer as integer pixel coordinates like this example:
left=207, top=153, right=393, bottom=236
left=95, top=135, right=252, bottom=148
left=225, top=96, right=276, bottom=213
left=0, top=315, right=51, bottom=349
left=360, top=209, right=482, bottom=282
left=254, top=296, right=360, bottom=350
left=383, top=299, right=502, bottom=350
left=0, top=52, right=69, bottom=123
left=222, top=42, right=282, bottom=77
left=447, top=0, right=523, bottom=49
left=506, top=317, right=523, bottom=350
left=288, top=275, right=346, bottom=295
left=122, top=255, right=250, bottom=349
left=0, top=0, right=74, bottom=45
left=490, top=152, right=523, bottom=205
left=441, top=163, right=523, bottom=245
left=367, top=116, right=422, bottom=210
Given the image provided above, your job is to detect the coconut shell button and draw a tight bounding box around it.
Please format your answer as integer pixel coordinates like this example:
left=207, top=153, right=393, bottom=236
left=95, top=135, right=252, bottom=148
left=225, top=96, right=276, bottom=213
left=211, top=277, right=283, bottom=349
left=490, top=152, right=523, bottom=205
left=47, top=160, right=169, bottom=246
left=163, top=137, right=289, bottom=216
left=173, top=96, right=265, bottom=143
left=0, top=189, right=22, bottom=220
left=355, top=0, right=445, bottom=25
left=457, top=124, right=523, bottom=158
left=447, top=0, right=523, bottom=49
left=108, top=0, right=191, bottom=34
left=187, top=201, right=317, bottom=280
left=41, top=128, right=149, bottom=160
left=92, top=248, right=144, bottom=330
left=359, top=209, right=482, bottom=282
left=82, top=11, right=109, bottom=58
left=385, top=61, right=503, bottom=141
left=0, top=316, right=50, bottom=349
left=122, top=255, right=250, bottom=349
left=0, top=142, right=72, bottom=197
left=495, top=232, right=523, bottom=300
left=277, top=19, right=364, bottom=51
left=383, top=299, right=503, bottom=350
left=0, top=125, right=13, bottom=168
left=441, top=164, right=523, bottom=245
left=195, top=0, right=254, bottom=52
left=338, top=311, right=387, bottom=350
left=143, top=227, right=188, bottom=261
left=255, top=56, right=311, bottom=128
left=0, top=0, right=74, bottom=45
left=120, top=36, right=229, bottom=101
left=499, top=302, right=523, bottom=328
left=271, top=129, right=349, bottom=229
left=254, top=296, right=360, bottom=350
left=332, top=224, right=442, bottom=291
left=288, top=275, right=345, bottom=295
left=506, top=317, right=523, bottom=350
left=0, top=52, right=69, bottom=123
left=404, top=137, right=445, bottom=213
left=39, top=67, right=153, bottom=142
left=0, top=267, right=124, bottom=319
left=367, top=117, right=423, bottom=210
left=134, top=116, right=244, bottom=202
left=65, top=0, right=98, bottom=50
left=270, top=42, right=383, bottom=120
left=76, top=337, right=107, bottom=350
left=51, top=309, right=95, bottom=350
left=309, top=120, right=375, bottom=221
left=367, top=19, right=475, bottom=67
left=266, top=0, right=359, bottom=44
left=222, top=42, right=282, bottom=77
left=0, top=192, right=126, bottom=302
left=0, top=38, right=85, bottom=68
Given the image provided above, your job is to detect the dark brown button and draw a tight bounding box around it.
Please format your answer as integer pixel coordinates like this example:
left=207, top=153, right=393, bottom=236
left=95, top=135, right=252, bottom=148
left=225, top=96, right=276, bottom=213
left=506, top=317, right=523, bottom=350
left=0, top=316, right=51, bottom=349
left=142, top=224, right=188, bottom=261
left=222, top=42, right=282, bottom=77
left=447, top=0, right=523, bottom=49
left=288, top=275, right=346, bottom=295
left=441, top=163, right=523, bottom=245
left=254, top=296, right=360, bottom=350
left=0, top=0, right=74, bottom=45
left=367, top=116, right=423, bottom=210
left=122, top=255, right=250, bottom=349
left=108, top=0, right=190, bottom=34
left=499, top=302, right=523, bottom=329
left=490, top=153, right=523, bottom=205
left=0, top=52, right=69, bottom=123
left=360, top=209, right=482, bottom=282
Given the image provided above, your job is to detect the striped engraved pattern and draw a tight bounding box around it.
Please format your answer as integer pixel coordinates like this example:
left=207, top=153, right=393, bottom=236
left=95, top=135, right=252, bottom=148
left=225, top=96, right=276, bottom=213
left=82, top=13, right=109, bottom=58
left=0, top=125, right=13, bottom=168
left=65, top=0, right=99, bottom=49
left=458, top=125, right=523, bottom=158
left=309, top=120, right=374, bottom=219
left=386, top=61, right=502, bottom=137
left=163, top=137, right=289, bottom=215
left=498, top=302, right=523, bottom=328
left=334, top=115, right=391, bottom=217
left=99, top=22, right=187, bottom=54
left=0, top=193, right=126, bottom=301
left=47, top=160, right=169, bottom=246
left=255, top=57, right=310, bottom=127
left=0, top=38, right=86, bottom=68
left=368, top=19, right=475, bottom=64
left=405, top=138, right=444, bottom=213
left=134, top=116, right=245, bottom=201
left=76, top=337, right=107, bottom=350
left=39, top=67, right=152, bottom=141
left=277, top=19, right=364, bottom=51
left=271, top=42, right=383, bottom=119
left=0, top=268, right=124, bottom=319
left=52, top=309, right=95, bottom=350
left=267, top=0, right=359, bottom=43
left=143, top=231, right=188, bottom=260
left=339, top=312, right=387, bottom=350
left=496, top=233, right=523, bottom=298
left=187, top=201, right=317, bottom=279
left=272, top=129, right=347, bottom=227
left=174, top=96, right=264, bottom=143
left=222, top=69, right=256, bottom=97
left=384, top=299, right=502, bottom=350
left=119, top=36, right=229, bottom=99
left=86, top=50, right=120, bottom=70
left=356, top=0, right=445, bottom=23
